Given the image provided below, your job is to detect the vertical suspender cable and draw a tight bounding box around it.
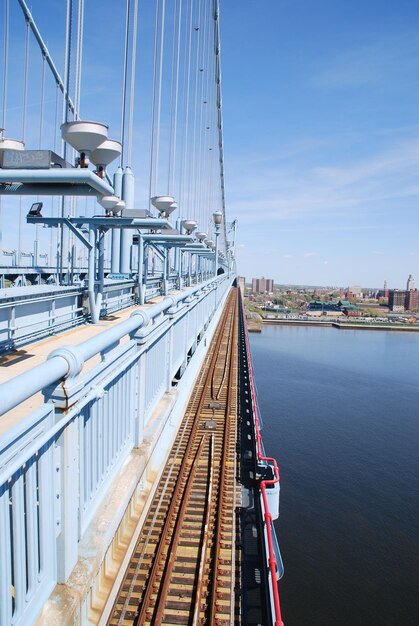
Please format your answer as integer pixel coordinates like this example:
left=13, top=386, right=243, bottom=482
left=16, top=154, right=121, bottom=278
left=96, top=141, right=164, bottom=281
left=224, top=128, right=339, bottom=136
left=154, top=0, right=166, bottom=195
left=170, top=0, right=183, bottom=197
left=21, top=19, right=30, bottom=142
left=1, top=0, right=9, bottom=134
left=190, top=0, right=202, bottom=224
left=167, top=0, right=179, bottom=194
left=148, top=0, right=161, bottom=206
left=39, top=55, right=46, bottom=149
left=74, top=0, right=84, bottom=118
left=120, top=0, right=130, bottom=167
left=127, top=0, right=138, bottom=166
left=18, top=19, right=30, bottom=265
left=0, top=0, right=9, bottom=256
left=197, top=0, right=209, bottom=230
left=180, top=0, right=194, bottom=215
left=51, top=84, right=60, bottom=271
left=35, top=54, right=47, bottom=246
left=60, top=0, right=73, bottom=283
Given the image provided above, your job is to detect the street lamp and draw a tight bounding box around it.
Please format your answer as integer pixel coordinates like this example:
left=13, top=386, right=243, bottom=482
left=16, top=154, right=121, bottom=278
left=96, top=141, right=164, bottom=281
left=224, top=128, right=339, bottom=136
left=213, top=210, right=223, bottom=276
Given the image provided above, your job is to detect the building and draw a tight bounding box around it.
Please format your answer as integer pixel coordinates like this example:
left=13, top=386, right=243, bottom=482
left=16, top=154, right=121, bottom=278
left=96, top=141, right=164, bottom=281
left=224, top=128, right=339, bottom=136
left=238, top=276, right=246, bottom=292
left=388, top=290, right=406, bottom=312
left=388, top=275, right=419, bottom=311
left=345, top=285, right=363, bottom=299
left=407, top=274, right=416, bottom=291
left=405, top=289, right=419, bottom=311
left=251, top=277, right=274, bottom=293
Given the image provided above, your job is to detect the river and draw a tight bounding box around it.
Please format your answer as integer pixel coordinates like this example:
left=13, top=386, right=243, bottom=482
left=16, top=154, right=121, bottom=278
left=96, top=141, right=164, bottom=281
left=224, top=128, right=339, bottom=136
left=249, top=324, right=419, bottom=626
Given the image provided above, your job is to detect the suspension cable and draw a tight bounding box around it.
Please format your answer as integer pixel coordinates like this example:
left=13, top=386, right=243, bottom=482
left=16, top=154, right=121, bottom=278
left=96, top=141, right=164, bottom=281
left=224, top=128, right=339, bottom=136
left=22, top=19, right=30, bottom=142
left=167, top=0, right=179, bottom=194
left=170, top=0, right=183, bottom=197
left=74, top=0, right=85, bottom=118
left=154, top=0, right=166, bottom=195
left=148, top=0, right=161, bottom=206
left=127, top=0, right=139, bottom=166
left=190, top=0, right=202, bottom=224
left=120, top=0, right=130, bottom=167
left=179, top=0, right=194, bottom=216
left=39, top=55, right=46, bottom=148
left=1, top=0, right=9, bottom=135
left=16, top=0, right=75, bottom=114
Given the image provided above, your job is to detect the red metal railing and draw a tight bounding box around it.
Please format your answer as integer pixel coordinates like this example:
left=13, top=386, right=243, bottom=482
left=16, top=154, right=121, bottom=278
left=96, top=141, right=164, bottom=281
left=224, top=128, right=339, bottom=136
left=240, top=293, right=284, bottom=626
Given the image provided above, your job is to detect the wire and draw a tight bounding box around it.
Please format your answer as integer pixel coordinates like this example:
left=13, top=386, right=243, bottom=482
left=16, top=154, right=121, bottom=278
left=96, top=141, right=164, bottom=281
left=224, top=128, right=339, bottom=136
left=170, top=0, right=183, bottom=197
left=74, top=0, right=84, bottom=118
left=1, top=0, right=9, bottom=135
left=22, top=19, right=30, bottom=142
left=127, top=0, right=138, bottom=166
left=167, top=0, right=179, bottom=194
left=120, top=0, right=130, bottom=167
left=154, top=0, right=166, bottom=195
left=148, top=0, right=161, bottom=207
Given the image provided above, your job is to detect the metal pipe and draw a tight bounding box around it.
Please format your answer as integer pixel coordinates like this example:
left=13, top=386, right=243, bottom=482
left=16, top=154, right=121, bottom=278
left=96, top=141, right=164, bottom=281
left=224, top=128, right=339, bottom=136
left=137, top=233, right=145, bottom=305
left=87, top=226, right=98, bottom=323
left=97, top=231, right=105, bottom=318
left=111, top=166, right=123, bottom=274
left=120, top=166, right=134, bottom=274
left=0, top=169, right=114, bottom=196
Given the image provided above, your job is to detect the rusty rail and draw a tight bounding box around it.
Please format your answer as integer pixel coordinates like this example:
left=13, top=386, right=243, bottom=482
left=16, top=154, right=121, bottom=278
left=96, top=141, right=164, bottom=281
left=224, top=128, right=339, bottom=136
left=108, top=288, right=239, bottom=626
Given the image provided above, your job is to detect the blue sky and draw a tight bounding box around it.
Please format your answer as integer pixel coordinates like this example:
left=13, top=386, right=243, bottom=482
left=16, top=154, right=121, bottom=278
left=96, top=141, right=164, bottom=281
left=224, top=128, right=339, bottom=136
left=220, top=0, right=419, bottom=287
left=1, top=0, right=419, bottom=288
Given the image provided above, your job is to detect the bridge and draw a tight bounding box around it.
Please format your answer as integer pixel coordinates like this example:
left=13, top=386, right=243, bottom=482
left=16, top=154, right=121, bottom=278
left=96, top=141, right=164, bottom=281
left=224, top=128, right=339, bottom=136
left=0, top=1, right=283, bottom=624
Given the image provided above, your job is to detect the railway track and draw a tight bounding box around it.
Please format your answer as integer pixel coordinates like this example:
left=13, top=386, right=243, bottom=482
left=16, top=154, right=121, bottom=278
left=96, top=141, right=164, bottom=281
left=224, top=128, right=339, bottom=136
left=108, top=288, right=240, bottom=626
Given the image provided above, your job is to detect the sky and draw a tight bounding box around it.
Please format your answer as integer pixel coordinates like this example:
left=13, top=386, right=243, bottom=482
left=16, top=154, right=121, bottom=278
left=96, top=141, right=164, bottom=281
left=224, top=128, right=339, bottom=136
left=220, top=0, right=419, bottom=288
left=1, top=0, right=419, bottom=289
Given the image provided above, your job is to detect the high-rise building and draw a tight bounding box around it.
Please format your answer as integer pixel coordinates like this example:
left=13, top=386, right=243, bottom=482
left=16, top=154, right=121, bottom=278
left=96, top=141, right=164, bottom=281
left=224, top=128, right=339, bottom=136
left=238, top=276, right=246, bottom=292
left=251, top=277, right=274, bottom=293
left=407, top=274, right=416, bottom=291
left=388, top=290, right=406, bottom=311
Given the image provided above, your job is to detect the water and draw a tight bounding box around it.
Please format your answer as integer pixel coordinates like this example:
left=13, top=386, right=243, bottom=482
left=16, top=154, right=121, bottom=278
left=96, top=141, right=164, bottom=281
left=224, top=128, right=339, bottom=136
left=249, top=325, right=419, bottom=626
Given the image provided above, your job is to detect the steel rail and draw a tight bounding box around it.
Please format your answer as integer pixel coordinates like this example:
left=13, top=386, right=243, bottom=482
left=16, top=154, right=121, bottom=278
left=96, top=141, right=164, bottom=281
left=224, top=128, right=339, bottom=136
left=192, top=433, right=215, bottom=626
left=152, top=435, right=208, bottom=623
left=134, top=297, right=233, bottom=625
left=108, top=289, right=238, bottom=626
left=207, top=291, right=238, bottom=624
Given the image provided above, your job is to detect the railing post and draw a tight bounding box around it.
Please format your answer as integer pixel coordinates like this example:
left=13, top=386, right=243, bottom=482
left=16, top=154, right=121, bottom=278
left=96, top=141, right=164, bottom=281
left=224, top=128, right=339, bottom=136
left=56, top=417, right=80, bottom=581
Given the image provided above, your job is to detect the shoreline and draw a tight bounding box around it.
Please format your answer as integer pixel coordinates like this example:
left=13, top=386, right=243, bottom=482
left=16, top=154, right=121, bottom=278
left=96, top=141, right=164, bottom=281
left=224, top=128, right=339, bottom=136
left=259, top=318, right=419, bottom=332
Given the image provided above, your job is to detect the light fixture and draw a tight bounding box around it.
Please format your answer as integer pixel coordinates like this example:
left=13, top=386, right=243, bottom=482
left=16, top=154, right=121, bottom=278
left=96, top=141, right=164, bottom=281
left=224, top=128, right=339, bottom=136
left=27, top=202, right=43, bottom=217
left=182, top=219, right=198, bottom=234
left=213, top=210, right=223, bottom=226
left=151, top=196, right=177, bottom=218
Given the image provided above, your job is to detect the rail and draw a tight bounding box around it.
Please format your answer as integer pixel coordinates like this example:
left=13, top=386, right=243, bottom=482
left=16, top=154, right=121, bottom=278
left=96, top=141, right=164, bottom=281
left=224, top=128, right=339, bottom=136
left=240, top=291, right=284, bottom=626
left=108, top=289, right=238, bottom=625
left=0, top=272, right=215, bottom=354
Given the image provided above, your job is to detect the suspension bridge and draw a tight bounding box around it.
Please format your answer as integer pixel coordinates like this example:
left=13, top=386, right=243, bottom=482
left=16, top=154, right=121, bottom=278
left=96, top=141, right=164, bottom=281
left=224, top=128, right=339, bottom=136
left=0, top=1, right=283, bottom=624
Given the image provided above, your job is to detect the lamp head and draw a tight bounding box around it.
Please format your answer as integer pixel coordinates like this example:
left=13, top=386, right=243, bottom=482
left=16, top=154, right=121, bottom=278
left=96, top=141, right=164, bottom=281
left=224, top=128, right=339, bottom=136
left=28, top=202, right=43, bottom=217
left=213, top=210, right=223, bottom=226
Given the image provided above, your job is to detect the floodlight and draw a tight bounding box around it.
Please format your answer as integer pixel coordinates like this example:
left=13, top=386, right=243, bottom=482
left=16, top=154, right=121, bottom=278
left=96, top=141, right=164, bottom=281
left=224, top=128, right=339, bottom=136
left=28, top=202, right=43, bottom=217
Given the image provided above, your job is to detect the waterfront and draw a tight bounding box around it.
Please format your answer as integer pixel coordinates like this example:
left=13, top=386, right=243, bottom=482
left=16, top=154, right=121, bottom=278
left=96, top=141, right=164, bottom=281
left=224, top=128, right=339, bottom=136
left=250, top=324, right=419, bottom=626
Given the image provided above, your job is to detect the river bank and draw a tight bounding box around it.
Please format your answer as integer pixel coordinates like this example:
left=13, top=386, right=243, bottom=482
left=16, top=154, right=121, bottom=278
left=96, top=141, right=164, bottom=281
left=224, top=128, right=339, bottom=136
left=260, top=317, right=419, bottom=332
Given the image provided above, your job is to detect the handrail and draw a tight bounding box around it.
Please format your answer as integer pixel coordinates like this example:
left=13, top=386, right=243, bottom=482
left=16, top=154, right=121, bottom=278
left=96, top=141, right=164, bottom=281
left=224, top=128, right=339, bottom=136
left=240, top=291, right=284, bottom=626
left=0, top=274, right=227, bottom=416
